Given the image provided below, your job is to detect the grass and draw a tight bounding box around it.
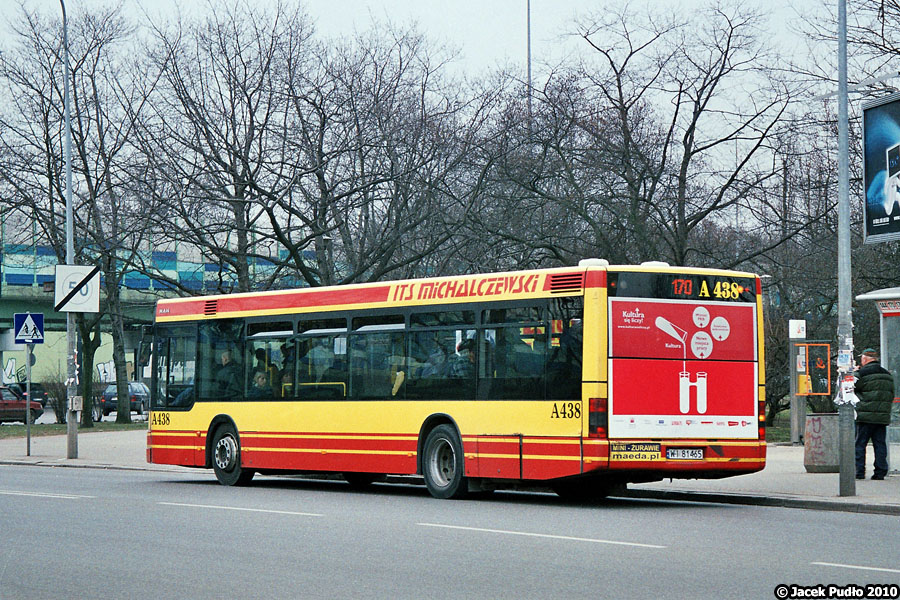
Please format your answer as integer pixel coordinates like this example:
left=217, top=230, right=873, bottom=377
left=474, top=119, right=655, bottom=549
left=0, top=421, right=147, bottom=440
left=765, top=410, right=791, bottom=444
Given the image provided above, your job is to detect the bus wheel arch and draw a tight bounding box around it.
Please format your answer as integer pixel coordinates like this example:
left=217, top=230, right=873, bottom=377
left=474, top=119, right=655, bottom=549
left=207, top=417, right=254, bottom=486
left=416, top=414, right=459, bottom=475
left=420, top=421, right=468, bottom=499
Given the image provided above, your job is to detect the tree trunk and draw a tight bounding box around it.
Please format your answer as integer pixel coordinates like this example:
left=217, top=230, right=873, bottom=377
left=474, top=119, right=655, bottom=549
left=77, top=316, right=102, bottom=428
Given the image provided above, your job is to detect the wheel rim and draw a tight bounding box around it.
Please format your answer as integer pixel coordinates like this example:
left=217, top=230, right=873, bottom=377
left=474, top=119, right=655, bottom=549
left=427, top=437, right=455, bottom=488
left=214, top=434, right=238, bottom=472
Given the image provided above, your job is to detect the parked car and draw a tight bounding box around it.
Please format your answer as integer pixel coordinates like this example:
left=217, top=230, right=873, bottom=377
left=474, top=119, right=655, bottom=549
left=0, top=386, right=43, bottom=424
left=7, top=382, right=50, bottom=408
left=99, top=382, right=150, bottom=416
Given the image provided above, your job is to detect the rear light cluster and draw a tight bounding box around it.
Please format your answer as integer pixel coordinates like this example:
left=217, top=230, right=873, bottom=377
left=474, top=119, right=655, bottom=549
left=758, top=398, right=766, bottom=440
left=588, top=397, right=608, bottom=438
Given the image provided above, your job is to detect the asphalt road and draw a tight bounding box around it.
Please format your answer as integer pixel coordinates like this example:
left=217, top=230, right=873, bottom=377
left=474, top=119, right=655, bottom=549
left=0, top=467, right=897, bottom=599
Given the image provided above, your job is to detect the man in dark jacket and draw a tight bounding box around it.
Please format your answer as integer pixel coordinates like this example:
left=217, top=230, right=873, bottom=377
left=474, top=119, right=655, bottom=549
left=854, top=348, right=894, bottom=480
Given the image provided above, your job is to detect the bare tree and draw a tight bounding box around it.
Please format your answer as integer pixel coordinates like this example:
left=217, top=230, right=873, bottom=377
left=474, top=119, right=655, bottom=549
left=0, top=4, right=153, bottom=425
left=477, top=3, right=797, bottom=270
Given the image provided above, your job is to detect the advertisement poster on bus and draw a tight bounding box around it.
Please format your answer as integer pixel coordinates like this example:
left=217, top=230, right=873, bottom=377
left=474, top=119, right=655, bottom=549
left=608, top=298, right=758, bottom=439
left=862, top=93, right=900, bottom=243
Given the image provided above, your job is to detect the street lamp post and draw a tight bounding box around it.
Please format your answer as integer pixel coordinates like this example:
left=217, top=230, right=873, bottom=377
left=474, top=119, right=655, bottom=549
left=60, top=0, right=78, bottom=458
left=836, top=0, right=854, bottom=496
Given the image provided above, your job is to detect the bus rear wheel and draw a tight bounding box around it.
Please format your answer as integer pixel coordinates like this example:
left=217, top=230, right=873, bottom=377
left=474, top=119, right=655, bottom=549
left=212, top=425, right=254, bottom=486
left=422, top=424, right=467, bottom=499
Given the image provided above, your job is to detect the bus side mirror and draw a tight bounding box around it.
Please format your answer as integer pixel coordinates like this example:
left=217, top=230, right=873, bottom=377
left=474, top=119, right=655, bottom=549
left=138, top=325, right=153, bottom=367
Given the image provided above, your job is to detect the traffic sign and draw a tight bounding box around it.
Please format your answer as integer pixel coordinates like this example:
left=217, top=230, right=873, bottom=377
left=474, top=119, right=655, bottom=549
left=55, top=265, right=100, bottom=313
left=14, top=313, right=44, bottom=344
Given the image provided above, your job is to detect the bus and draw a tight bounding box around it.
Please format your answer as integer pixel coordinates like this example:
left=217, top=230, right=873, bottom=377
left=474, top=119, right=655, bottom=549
left=147, top=259, right=766, bottom=499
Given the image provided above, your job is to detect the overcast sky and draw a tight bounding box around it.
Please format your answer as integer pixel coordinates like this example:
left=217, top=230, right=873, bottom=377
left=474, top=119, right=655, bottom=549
left=19, top=0, right=811, bottom=81
left=304, top=0, right=584, bottom=75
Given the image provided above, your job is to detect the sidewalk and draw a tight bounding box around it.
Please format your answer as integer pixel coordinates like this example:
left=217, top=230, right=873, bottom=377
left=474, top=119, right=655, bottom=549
left=0, top=430, right=897, bottom=514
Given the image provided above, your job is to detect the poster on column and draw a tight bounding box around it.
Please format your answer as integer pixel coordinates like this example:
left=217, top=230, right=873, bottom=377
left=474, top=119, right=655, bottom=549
left=608, top=298, right=759, bottom=439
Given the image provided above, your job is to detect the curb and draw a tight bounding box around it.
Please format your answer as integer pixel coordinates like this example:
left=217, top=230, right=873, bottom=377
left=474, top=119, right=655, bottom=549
left=0, top=459, right=191, bottom=475
left=621, top=488, right=900, bottom=516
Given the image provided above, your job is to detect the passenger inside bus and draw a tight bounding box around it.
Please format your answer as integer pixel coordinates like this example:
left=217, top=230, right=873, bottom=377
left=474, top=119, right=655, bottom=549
left=216, top=350, right=242, bottom=397
left=254, top=348, right=280, bottom=395
left=248, top=371, right=273, bottom=399
left=449, top=338, right=476, bottom=378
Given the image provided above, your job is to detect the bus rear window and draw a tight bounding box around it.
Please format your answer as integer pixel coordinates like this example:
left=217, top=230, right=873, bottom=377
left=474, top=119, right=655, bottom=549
left=608, top=272, right=756, bottom=303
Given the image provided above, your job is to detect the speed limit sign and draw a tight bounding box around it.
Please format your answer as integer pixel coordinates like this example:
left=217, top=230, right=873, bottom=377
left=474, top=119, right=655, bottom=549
left=54, top=265, right=100, bottom=313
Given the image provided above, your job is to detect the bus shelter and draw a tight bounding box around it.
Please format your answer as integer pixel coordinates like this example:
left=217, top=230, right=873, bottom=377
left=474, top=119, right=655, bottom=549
left=855, top=287, right=900, bottom=473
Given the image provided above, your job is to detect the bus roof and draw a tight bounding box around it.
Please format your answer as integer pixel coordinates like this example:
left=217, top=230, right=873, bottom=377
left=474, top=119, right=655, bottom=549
left=154, top=263, right=758, bottom=322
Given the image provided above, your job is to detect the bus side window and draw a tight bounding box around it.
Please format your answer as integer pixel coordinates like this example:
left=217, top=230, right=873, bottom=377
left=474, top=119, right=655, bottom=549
left=298, top=335, right=348, bottom=400
left=349, top=331, right=405, bottom=399
left=348, top=315, right=405, bottom=400
left=480, top=304, right=547, bottom=400
left=245, top=320, right=293, bottom=401
left=481, top=326, right=546, bottom=400
left=406, top=329, right=475, bottom=400
left=197, top=320, right=244, bottom=401
left=547, top=298, right=584, bottom=400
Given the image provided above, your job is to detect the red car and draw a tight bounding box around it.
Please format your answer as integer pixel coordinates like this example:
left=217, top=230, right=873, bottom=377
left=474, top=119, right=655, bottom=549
left=0, top=386, right=43, bottom=424
left=7, top=382, right=49, bottom=408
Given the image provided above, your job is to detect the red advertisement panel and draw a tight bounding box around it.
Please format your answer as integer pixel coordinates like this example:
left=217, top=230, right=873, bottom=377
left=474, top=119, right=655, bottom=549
left=609, top=299, right=757, bottom=362
left=608, top=298, right=759, bottom=439
left=609, top=358, right=758, bottom=438
left=611, top=358, right=757, bottom=416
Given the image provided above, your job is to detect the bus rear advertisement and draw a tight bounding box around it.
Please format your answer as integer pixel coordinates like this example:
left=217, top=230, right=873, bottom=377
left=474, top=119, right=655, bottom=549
left=147, top=261, right=766, bottom=499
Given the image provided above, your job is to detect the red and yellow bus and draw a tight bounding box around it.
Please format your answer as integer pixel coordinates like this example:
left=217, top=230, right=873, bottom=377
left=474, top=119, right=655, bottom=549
left=147, top=260, right=766, bottom=499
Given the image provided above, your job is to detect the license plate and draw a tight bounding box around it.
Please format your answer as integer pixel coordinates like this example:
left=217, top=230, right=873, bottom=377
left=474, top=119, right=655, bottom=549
left=666, top=448, right=703, bottom=460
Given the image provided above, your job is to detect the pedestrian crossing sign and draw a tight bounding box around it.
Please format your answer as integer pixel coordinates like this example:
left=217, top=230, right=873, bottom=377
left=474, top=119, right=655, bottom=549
left=13, top=313, right=44, bottom=344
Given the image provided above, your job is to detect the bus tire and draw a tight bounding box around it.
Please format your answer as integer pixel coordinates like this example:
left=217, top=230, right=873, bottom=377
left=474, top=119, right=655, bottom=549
left=422, top=424, right=468, bottom=499
left=212, top=425, right=255, bottom=486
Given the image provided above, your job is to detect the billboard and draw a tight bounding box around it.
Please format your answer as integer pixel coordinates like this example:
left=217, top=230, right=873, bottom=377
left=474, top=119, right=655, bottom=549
left=862, top=93, right=900, bottom=243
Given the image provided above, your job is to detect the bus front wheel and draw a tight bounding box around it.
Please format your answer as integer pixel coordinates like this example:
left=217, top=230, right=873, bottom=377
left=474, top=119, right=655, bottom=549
left=422, top=424, right=468, bottom=499
left=212, top=425, right=255, bottom=486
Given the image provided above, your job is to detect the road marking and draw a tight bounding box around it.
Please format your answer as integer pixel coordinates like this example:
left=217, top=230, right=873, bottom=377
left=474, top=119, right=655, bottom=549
left=812, top=561, right=900, bottom=574
left=159, top=502, right=323, bottom=517
left=0, top=490, right=94, bottom=500
left=418, top=523, right=666, bottom=549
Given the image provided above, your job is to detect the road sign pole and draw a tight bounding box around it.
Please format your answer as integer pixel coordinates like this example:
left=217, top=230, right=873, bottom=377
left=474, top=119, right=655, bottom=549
left=26, top=343, right=32, bottom=456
